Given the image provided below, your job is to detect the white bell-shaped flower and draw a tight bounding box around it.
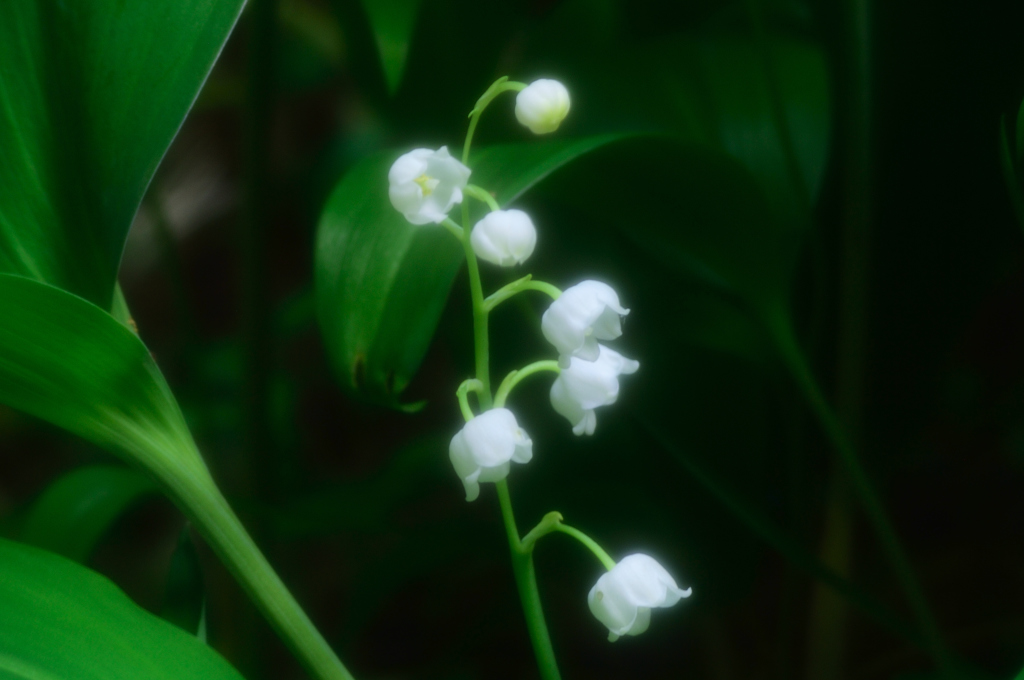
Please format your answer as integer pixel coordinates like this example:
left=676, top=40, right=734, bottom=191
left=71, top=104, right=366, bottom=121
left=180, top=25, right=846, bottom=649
left=515, top=79, right=570, bottom=135
left=550, top=344, right=638, bottom=436
left=588, top=554, right=692, bottom=642
left=449, top=408, right=533, bottom=502
left=542, top=281, right=630, bottom=368
left=470, top=209, right=537, bottom=266
left=388, top=146, right=471, bottom=225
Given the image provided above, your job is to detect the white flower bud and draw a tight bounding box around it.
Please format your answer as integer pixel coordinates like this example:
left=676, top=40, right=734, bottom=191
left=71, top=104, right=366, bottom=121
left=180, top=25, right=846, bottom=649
left=515, top=79, right=570, bottom=135
left=449, top=408, right=533, bottom=502
left=470, top=209, right=538, bottom=266
left=549, top=344, right=638, bottom=436
left=541, top=280, right=629, bottom=367
left=388, top=146, right=471, bottom=225
left=588, top=554, right=692, bottom=642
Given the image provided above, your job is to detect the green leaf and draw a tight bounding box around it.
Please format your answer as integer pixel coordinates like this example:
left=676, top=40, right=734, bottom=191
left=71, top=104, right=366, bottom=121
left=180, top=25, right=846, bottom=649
left=0, top=274, right=208, bottom=487
left=314, top=134, right=632, bottom=408
left=999, top=116, right=1024, bottom=234
left=0, top=0, right=246, bottom=309
left=362, top=0, right=421, bottom=94
left=0, top=273, right=355, bottom=679
left=161, top=527, right=206, bottom=637
left=20, top=465, right=158, bottom=564
left=0, top=537, right=242, bottom=680
left=585, top=32, right=830, bottom=227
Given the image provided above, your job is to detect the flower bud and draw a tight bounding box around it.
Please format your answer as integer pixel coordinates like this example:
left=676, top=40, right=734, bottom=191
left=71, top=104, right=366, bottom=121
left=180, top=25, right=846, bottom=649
left=542, top=280, right=629, bottom=367
left=588, top=554, right=692, bottom=642
left=550, top=344, right=638, bottom=435
left=470, top=209, right=538, bottom=266
left=388, top=146, right=471, bottom=225
left=449, top=408, right=533, bottom=502
left=515, top=79, right=570, bottom=135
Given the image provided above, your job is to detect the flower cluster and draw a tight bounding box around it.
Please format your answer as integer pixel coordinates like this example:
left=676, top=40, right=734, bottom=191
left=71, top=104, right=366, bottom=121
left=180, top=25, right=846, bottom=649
left=386, top=77, right=690, bottom=645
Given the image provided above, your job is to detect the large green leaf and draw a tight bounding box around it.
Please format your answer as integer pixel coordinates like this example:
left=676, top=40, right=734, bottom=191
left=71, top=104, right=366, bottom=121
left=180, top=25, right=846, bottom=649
left=0, top=273, right=354, bottom=679
left=0, top=274, right=207, bottom=488
left=314, top=134, right=630, bottom=408
left=0, top=537, right=242, bottom=680
left=0, top=0, right=246, bottom=309
left=20, top=465, right=159, bottom=563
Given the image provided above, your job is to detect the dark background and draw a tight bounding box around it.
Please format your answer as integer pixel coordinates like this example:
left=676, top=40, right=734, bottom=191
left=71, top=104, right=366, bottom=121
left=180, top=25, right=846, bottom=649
left=3, top=0, right=1024, bottom=678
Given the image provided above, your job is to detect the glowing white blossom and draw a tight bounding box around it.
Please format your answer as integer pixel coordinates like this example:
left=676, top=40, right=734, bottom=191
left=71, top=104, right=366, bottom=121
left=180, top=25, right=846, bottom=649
left=542, top=281, right=629, bottom=368
left=588, top=554, right=691, bottom=642
left=549, top=344, right=638, bottom=436
left=470, top=209, right=537, bottom=266
left=388, top=146, right=471, bottom=225
left=515, top=79, right=570, bottom=135
left=449, top=409, right=533, bottom=502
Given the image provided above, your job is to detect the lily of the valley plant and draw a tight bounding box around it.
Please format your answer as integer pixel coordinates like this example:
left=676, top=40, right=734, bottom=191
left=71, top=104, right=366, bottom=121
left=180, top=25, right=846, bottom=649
left=387, top=77, right=692, bottom=678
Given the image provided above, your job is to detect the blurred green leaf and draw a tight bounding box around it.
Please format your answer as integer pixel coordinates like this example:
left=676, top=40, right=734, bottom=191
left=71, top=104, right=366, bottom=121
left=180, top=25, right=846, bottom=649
left=314, top=134, right=631, bottom=408
left=267, top=434, right=447, bottom=538
left=161, top=526, right=206, bottom=638
left=999, top=116, right=1024, bottom=233
left=362, top=0, right=421, bottom=94
left=1015, top=97, right=1024, bottom=163
left=0, top=537, right=241, bottom=679
left=20, top=465, right=158, bottom=564
left=0, top=0, right=245, bottom=309
left=565, top=31, right=830, bottom=227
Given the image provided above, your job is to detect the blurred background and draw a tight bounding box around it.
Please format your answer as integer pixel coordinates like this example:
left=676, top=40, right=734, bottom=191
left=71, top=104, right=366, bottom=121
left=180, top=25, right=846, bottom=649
left=3, top=0, right=1024, bottom=678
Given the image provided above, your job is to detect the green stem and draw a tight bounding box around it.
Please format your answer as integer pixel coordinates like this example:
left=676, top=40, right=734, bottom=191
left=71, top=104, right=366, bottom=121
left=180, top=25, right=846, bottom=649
left=463, top=77, right=526, bottom=166
left=520, top=512, right=616, bottom=571
left=441, top=217, right=464, bottom=240
left=456, top=379, right=483, bottom=422
left=766, top=311, right=951, bottom=675
left=461, top=202, right=491, bottom=407
left=464, top=184, right=501, bottom=212
left=164, top=471, right=353, bottom=680
left=493, top=360, right=561, bottom=408
left=484, top=275, right=561, bottom=312
left=495, top=481, right=561, bottom=680
left=554, top=525, right=616, bottom=571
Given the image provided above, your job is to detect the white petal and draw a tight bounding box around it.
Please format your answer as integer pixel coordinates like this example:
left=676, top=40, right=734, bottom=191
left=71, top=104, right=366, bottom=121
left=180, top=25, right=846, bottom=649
left=626, top=607, right=651, bottom=636
left=588, top=574, right=639, bottom=638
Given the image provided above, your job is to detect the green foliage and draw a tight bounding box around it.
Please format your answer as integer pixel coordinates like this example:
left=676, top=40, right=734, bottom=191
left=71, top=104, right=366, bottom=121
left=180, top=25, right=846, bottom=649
left=314, top=134, right=630, bottom=409
left=0, top=0, right=245, bottom=309
left=0, top=275, right=207, bottom=488
left=0, top=537, right=242, bottom=680
left=20, top=465, right=158, bottom=563
left=362, top=0, right=421, bottom=94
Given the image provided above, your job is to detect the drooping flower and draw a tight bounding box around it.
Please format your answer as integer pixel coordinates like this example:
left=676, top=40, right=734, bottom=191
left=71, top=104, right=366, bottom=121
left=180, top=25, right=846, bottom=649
left=588, top=554, right=692, bottom=642
left=470, top=209, right=538, bottom=266
left=515, top=79, right=571, bottom=135
left=449, top=408, right=533, bottom=502
left=388, top=146, right=471, bottom=225
left=549, top=344, right=638, bottom=436
left=542, top=281, right=630, bottom=368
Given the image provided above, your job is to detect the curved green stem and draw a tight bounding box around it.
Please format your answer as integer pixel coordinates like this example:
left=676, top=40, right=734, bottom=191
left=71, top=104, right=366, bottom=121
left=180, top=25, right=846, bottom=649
left=494, top=360, right=561, bottom=408
left=456, top=379, right=483, bottom=422
left=441, top=217, right=464, bottom=241
left=554, top=525, right=617, bottom=571
left=495, top=481, right=561, bottom=680
left=463, top=77, right=527, bottom=166
left=520, top=511, right=616, bottom=571
left=484, top=275, right=561, bottom=312
left=464, top=184, right=500, bottom=212
left=765, top=309, right=951, bottom=675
